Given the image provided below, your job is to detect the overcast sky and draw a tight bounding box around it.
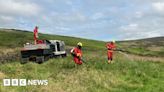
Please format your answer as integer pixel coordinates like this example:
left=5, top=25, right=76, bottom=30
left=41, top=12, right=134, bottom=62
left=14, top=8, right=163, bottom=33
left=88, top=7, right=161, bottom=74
left=0, top=0, right=164, bottom=41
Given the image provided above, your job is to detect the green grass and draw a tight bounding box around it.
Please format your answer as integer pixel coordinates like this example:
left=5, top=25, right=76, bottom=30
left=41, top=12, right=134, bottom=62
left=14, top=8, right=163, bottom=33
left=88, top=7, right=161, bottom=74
left=0, top=29, right=164, bottom=92
left=117, top=39, right=164, bottom=57
left=0, top=53, right=163, bottom=92
left=0, top=29, right=105, bottom=50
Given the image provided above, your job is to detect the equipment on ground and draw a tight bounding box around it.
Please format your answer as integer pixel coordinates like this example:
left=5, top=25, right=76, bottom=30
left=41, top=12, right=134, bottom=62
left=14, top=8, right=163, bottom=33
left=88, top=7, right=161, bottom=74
left=80, top=57, right=86, bottom=63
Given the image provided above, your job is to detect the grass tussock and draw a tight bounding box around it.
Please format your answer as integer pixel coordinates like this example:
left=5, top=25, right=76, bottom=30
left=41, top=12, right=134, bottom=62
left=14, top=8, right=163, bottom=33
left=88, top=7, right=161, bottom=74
left=0, top=52, right=163, bottom=92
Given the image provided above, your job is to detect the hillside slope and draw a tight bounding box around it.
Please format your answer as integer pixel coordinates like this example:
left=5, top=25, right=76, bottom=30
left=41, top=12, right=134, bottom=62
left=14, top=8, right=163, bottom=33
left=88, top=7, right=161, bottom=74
left=0, top=28, right=105, bottom=62
left=1, top=28, right=164, bottom=57
left=118, top=37, right=164, bottom=57
left=0, top=29, right=163, bottom=92
left=0, top=28, right=105, bottom=50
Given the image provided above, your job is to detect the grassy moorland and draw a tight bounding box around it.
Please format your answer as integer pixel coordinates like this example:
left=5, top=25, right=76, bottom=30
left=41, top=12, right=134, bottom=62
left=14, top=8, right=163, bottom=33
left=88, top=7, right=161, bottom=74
left=0, top=29, right=163, bottom=92
left=117, top=37, right=164, bottom=57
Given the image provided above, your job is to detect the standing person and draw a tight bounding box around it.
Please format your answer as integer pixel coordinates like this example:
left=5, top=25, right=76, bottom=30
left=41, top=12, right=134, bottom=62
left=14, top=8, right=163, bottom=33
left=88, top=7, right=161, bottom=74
left=106, top=40, right=116, bottom=64
left=70, top=42, right=83, bottom=65
left=33, top=26, right=39, bottom=44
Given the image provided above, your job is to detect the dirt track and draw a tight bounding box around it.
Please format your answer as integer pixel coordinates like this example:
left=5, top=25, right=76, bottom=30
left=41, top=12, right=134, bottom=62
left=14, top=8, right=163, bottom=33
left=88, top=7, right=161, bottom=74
left=117, top=51, right=164, bottom=63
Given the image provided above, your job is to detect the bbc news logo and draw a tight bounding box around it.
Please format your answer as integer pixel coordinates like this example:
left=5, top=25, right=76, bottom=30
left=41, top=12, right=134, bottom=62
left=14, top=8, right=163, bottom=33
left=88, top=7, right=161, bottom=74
left=3, top=79, right=48, bottom=86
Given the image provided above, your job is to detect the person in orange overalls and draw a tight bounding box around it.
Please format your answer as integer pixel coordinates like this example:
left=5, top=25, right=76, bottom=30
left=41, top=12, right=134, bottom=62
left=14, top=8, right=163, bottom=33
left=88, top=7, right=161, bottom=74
left=106, top=41, right=116, bottom=64
left=33, top=26, right=39, bottom=44
left=70, top=42, right=83, bottom=65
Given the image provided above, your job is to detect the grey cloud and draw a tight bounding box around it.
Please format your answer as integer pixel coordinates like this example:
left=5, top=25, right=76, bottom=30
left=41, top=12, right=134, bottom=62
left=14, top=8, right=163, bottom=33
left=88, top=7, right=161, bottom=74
left=0, top=0, right=41, bottom=17
left=0, top=0, right=164, bottom=41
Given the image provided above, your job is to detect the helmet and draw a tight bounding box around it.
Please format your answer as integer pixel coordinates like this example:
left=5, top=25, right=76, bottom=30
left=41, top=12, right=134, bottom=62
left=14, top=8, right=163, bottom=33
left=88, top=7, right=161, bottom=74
left=77, top=42, right=83, bottom=47
left=26, top=43, right=30, bottom=45
left=112, top=40, right=115, bottom=43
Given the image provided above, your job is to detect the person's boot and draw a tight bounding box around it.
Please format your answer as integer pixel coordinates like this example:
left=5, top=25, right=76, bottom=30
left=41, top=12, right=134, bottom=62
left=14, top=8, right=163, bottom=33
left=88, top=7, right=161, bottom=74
left=108, top=60, right=111, bottom=64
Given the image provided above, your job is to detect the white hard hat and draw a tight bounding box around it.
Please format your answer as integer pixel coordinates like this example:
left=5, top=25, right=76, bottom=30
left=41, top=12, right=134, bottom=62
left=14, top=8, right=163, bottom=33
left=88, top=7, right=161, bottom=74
left=112, top=40, right=115, bottom=43
left=77, top=42, right=83, bottom=47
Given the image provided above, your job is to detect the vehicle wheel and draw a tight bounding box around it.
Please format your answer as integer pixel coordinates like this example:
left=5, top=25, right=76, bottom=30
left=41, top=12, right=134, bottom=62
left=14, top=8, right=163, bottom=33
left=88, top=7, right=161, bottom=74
left=61, top=53, right=67, bottom=58
left=53, top=54, right=59, bottom=58
left=21, top=58, right=29, bottom=64
left=44, top=55, right=50, bottom=61
left=36, top=56, right=44, bottom=64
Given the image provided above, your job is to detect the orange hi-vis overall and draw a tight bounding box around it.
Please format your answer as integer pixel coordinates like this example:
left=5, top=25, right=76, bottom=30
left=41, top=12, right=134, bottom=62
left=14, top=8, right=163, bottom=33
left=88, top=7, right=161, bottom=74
left=33, top=27, right=38, bottom=44
left=106, top=43, right=116, bottom=60
left=71, top=47, right=83, bottom=65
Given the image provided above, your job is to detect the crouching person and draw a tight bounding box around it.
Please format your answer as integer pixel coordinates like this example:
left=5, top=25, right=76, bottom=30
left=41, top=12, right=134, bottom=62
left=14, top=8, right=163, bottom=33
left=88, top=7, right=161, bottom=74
left=70, top=42, right=83, bottom=65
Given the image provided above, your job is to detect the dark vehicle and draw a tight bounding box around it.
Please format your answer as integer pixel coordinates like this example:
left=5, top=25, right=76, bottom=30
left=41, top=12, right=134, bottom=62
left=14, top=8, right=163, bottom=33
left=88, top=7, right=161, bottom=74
left=21, top=40, right=67, bottom=64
